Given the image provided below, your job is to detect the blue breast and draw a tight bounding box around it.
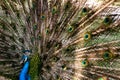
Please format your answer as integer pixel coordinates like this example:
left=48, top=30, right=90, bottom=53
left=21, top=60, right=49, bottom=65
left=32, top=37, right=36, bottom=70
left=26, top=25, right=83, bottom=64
left=19, top=59, right=31, bottom=80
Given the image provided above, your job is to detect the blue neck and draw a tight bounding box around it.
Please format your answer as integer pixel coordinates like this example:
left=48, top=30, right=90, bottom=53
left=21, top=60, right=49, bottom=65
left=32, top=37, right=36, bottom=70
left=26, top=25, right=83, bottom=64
left=19, top=60, right=30, bottom=80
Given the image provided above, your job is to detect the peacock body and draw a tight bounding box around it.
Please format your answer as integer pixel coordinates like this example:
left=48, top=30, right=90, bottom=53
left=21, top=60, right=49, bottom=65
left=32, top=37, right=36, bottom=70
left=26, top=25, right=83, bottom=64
left=0, top=0, right=120, bottom=80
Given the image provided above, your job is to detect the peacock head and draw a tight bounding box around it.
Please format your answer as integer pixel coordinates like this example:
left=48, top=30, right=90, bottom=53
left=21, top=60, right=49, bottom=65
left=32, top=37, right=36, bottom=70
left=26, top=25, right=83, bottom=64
left=20, top=50, right=31, bottom=64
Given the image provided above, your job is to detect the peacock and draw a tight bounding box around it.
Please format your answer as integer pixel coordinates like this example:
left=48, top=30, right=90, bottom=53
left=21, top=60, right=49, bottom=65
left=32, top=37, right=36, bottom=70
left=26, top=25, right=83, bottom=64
left=0, top=0, right=120, bottom=80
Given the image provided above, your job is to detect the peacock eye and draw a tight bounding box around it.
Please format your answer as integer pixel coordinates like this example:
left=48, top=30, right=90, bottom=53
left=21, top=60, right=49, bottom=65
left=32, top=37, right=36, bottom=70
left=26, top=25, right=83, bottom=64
left=67, top=26, right=74, bottom=32
left=81, top=59, right=88, bottom=67
left=37, top=34, right=41, bottom=40
left=103, top=51, right=113, bottom=60
left=65, top=46, right=75, bottom=53
left=46, top=28, right=50, bottom=34
left=82, top=7, right=87, bottom=13
left=55, top=42, right=62, bottom=49
left=64, top=1, right=71, bottom=10
left=84, top=32, right=91, bottom=41
left=41, top=15, right=45, bottom=20
left=103, top=17, right=112, bottom=25
left=52, top=6, right=57, bottom=14
left=104, top=17, right=109, bottom=23
left=52, top=57, right=60, bottom=62
left=66, top=48, right=70, bottom=52
left=33, top=24, right=37, bottom=31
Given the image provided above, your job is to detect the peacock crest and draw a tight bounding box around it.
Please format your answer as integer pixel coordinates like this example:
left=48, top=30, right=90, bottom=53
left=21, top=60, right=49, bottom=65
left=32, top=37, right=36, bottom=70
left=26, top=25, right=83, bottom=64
left=0, top=0, right=120, bottom=80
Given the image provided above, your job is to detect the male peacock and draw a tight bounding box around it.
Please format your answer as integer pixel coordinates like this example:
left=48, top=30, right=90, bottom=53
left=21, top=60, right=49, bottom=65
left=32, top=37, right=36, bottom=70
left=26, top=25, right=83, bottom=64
left=0, top=0, right=120, bottom=80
